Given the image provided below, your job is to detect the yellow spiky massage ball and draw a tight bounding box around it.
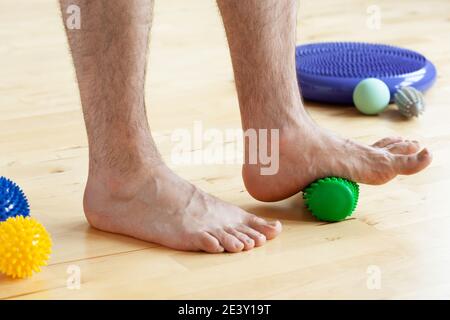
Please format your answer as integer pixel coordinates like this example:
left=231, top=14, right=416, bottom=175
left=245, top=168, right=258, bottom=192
left=0, top=216, right=52, bottom=279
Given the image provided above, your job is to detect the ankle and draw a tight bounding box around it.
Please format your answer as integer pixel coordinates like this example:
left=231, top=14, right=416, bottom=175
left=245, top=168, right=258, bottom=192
left=86, top=158, right=164, bottom=199
left=240, top=93, right=311, bottom=132
left=83, top=161, right=167, bottom=228
left=242, top=111, right=300, bottom=132
left=243, top=117, right=316, bottom=153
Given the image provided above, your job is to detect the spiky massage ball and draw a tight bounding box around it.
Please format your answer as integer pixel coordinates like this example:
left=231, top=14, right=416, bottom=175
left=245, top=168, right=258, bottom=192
left=303, top=177, right=359, bottom=222
left=0, top=216, right=52, bottom=279
left=0, top=176, right=30, bottom=222
left=394, top=86, right=425, bottom=118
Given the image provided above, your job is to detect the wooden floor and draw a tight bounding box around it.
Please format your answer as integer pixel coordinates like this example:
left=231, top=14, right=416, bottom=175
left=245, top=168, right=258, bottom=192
left=1, top=0, right=450, bottom=299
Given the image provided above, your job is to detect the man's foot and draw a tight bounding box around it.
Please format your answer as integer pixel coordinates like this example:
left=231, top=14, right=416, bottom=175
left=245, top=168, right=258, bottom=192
left=243, top=120, right=432, bottom=202
left=83, top=163, right=282, bottom=253
left=216, top=0, right=431, bottom=203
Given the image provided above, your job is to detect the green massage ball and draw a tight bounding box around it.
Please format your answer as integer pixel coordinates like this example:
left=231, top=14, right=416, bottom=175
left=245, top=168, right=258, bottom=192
left=353, top=78, right=390, bottom=115
left=303, top=177, right=359, bottom=222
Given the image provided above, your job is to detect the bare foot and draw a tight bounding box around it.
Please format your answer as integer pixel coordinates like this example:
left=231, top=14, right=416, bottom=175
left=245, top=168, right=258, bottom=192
left=243, top=121, right=432, bottom=202
left=216, top=0, right=432, bottom=203
left=84, top=163, right=282, bottom=253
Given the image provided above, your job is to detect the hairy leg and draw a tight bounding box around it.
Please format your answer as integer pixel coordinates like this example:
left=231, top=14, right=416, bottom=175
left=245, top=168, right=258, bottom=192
left=218, top=0, right=431, bottom=201
left=59, top=0, right=281, bottom=252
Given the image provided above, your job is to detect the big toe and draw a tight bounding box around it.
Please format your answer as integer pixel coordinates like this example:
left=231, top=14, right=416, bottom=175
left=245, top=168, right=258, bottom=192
left=248, top=216, right=282, bottom=240
left=394, top=148, right=432, bottom=175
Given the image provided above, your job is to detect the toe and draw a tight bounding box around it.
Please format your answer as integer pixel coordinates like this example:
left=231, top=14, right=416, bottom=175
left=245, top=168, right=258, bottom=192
left=372, top=136, right=403, bottom=148
left=225, top=228, right=255, bottom=251
left=385, top=140, right=420, bottom=155
left=248, top=216, right=282, bottom=240
left=196, top=232, right=224, bottom=253
left=212, top=229, right=245, bottom=253
left=394, top=148, right=432, bottom=175
left=236, top=225, right=267, bottom=247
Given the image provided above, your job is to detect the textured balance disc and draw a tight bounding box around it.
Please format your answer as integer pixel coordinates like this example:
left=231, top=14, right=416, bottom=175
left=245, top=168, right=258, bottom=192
left=295, top=42, right=437, bottom=104
left=303, top=177, right=359, bottom=222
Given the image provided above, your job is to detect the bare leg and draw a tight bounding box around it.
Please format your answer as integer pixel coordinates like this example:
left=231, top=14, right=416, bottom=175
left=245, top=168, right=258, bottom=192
left=218, top=0, right=432, bottom=201
left=59, top=0, right=281, bottom=253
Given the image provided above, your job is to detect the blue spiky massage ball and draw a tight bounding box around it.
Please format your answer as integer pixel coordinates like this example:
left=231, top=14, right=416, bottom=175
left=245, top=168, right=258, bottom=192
left=0, top=177, right=30, bottom=222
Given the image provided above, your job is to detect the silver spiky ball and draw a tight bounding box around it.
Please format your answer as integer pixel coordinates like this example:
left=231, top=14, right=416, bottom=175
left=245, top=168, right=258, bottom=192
left=394, top=87, right=425, bottom=118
